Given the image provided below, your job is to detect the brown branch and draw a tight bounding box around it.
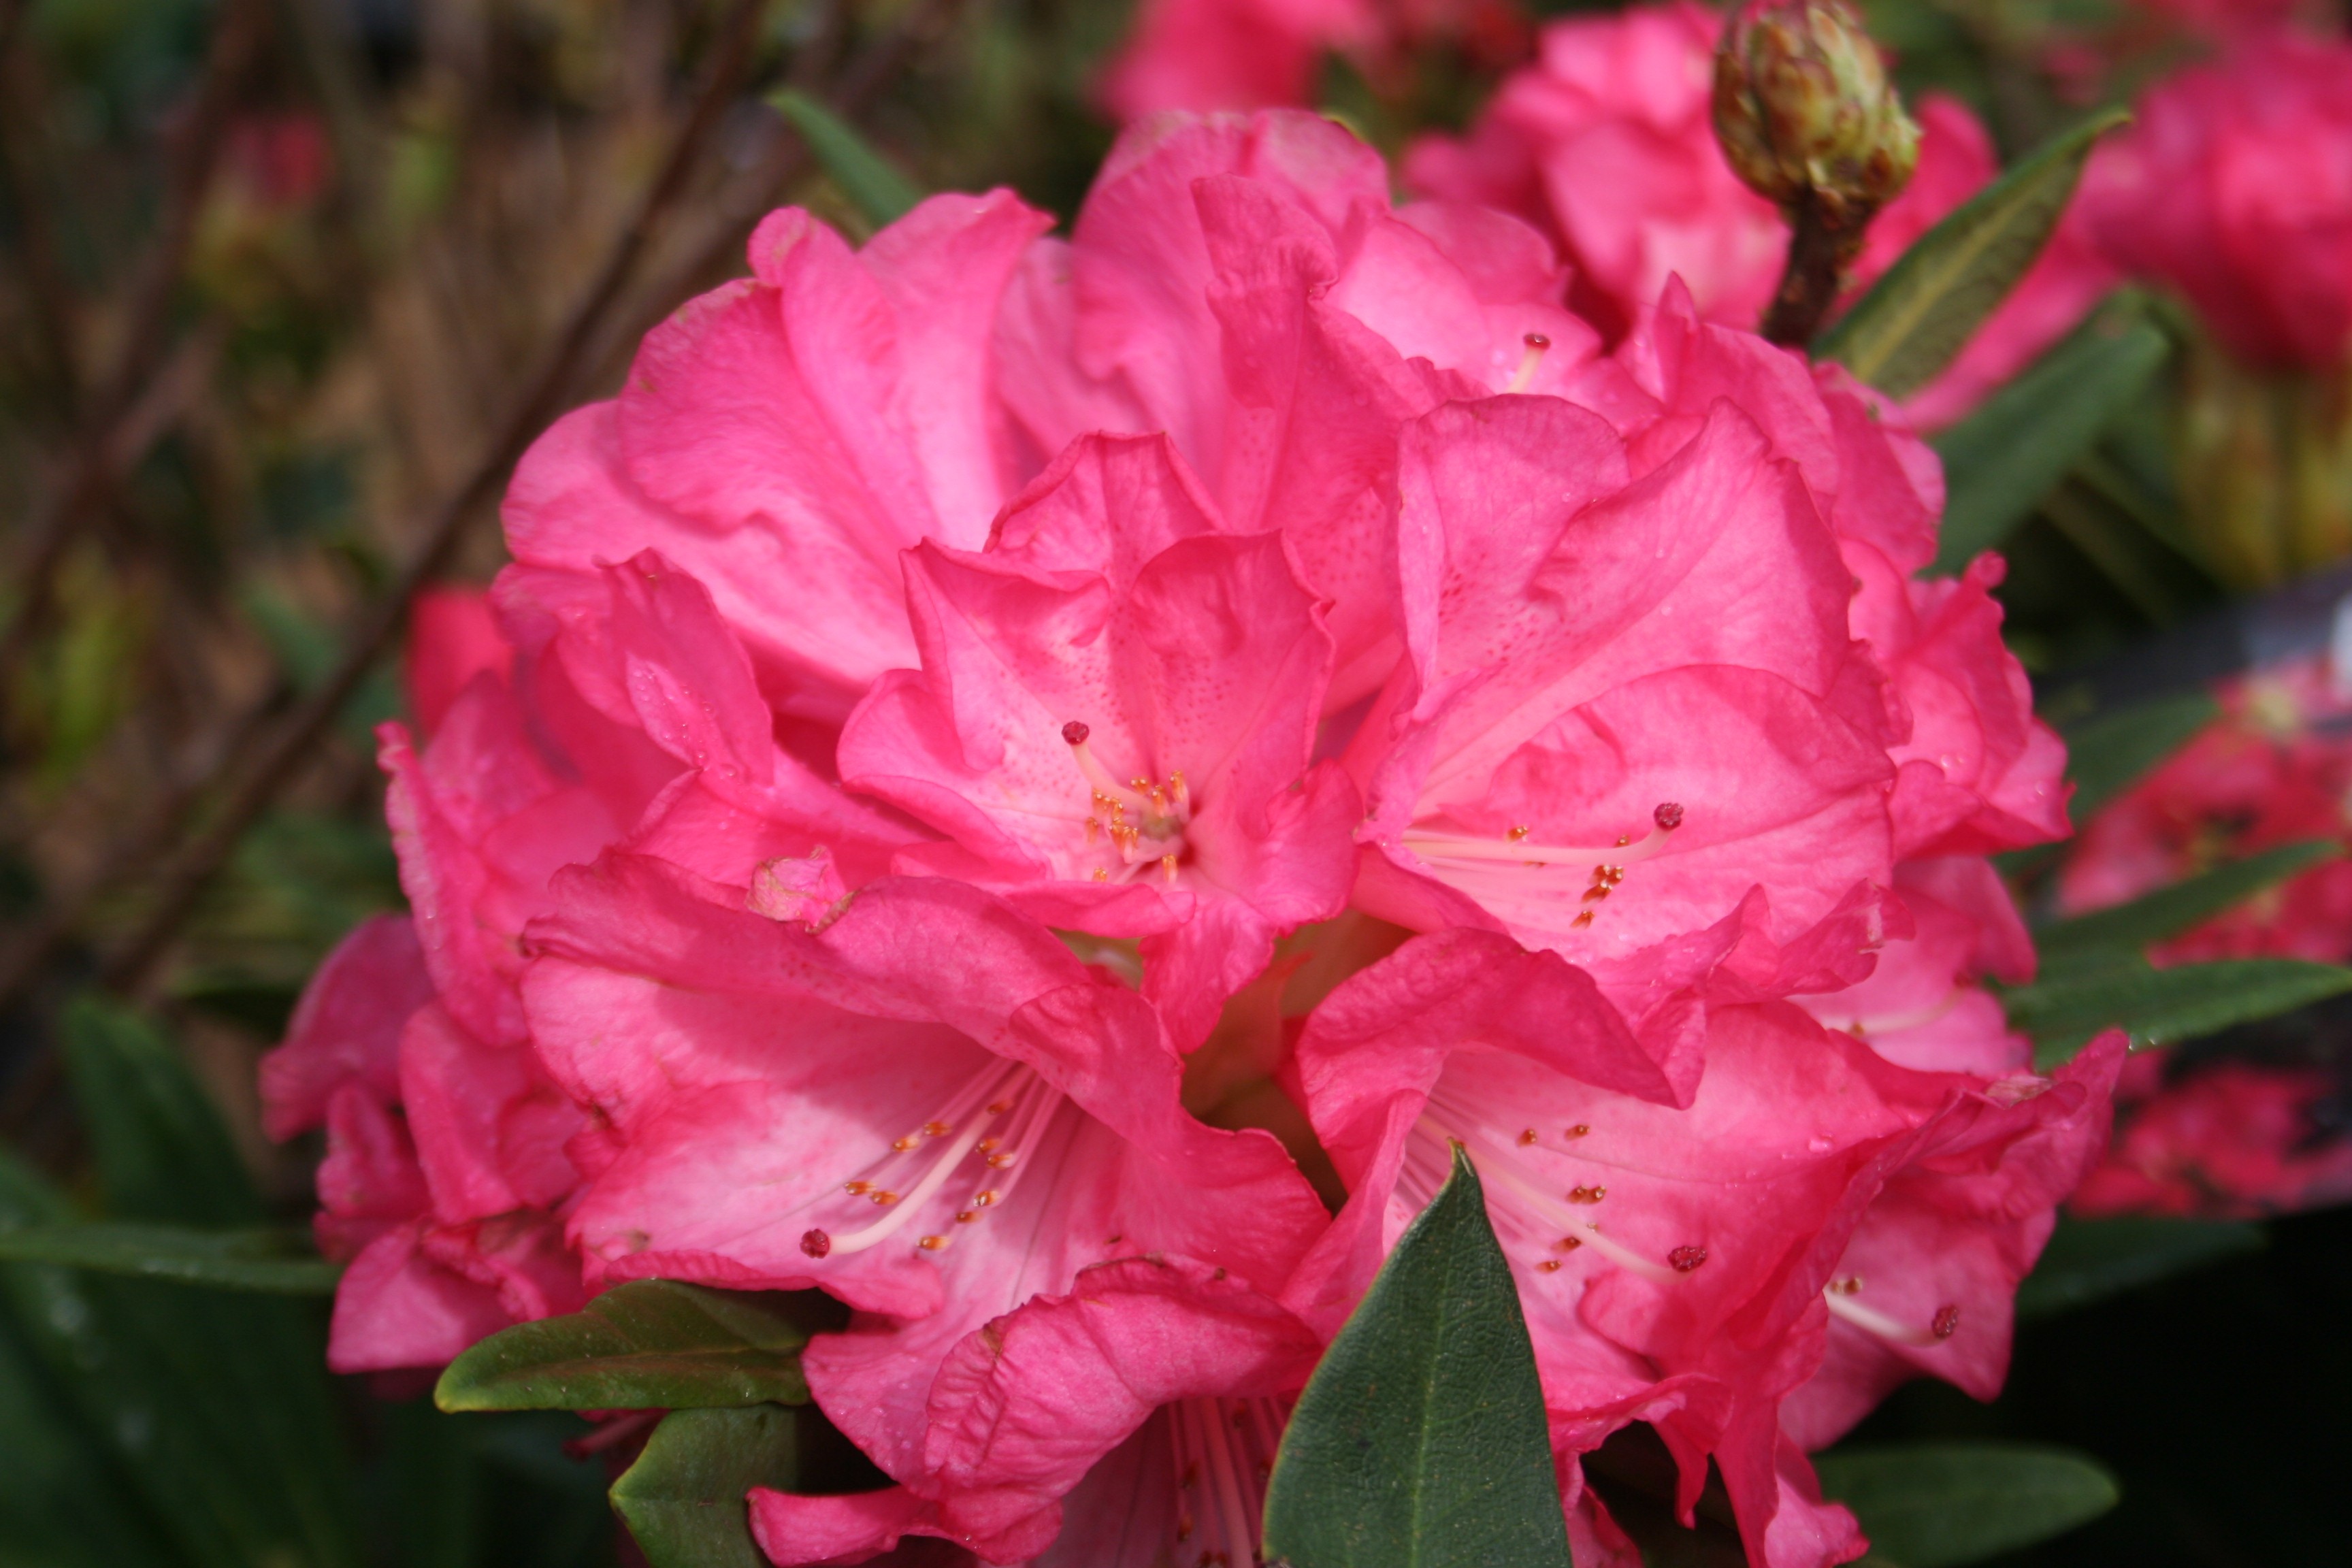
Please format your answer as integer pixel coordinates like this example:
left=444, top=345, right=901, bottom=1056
left=89, top=0, right=779, bottom=999
left=0, top=0, right=963, bottom=1035
left=0, top=0, right=272, bottom=708
left=0, top=681, right=290, bottom=1126
left=0, top=12, right=84, bottom=413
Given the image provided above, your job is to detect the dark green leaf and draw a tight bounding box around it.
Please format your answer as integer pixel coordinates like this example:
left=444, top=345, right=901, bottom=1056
left=1261, top=1145, right=1570, bottom=1568
left=46, top=1001, right=362, bottom=1568
left=61, top=996, right=259, bottom=1225
left=1929, top=312, right=2170, bottom=573
left=611, top=1405, right=806, bottom=1568
left=2001, top=956, right=2352, bottom=1066
left=378, top=1405, right=619, bottom=1568
left=2016, top=1215, right=2265, bottom=1318
left=0, top=1157, right=182, bottom=1568
left=0, top=1223, right=342, bottom=1293
left=2060, top=689, right=2221, bottom=823
left=2034, top=840, right=2340, bottom=959
left=1816, top=110, right=2129, bottom=399
left=438, top=1279, right=814, bottom=1412
left=767, top=89, right=922, bottom=227
left=1812, top=1442, right=2119, bottom=1567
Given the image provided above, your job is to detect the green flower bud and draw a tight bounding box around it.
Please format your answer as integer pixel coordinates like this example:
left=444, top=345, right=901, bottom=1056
left=1712, top=0, right=1920, bottom=228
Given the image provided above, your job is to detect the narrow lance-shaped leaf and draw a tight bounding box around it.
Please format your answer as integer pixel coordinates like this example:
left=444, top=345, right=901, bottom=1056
left=54, top=997, right=362, bottom=1568
left=611, top=1405, right=806, bottom=1568
left=0, top=1154, right=184, bottom=1568
left=1260, top=1144, right=1571, bottom=1568
left=2061, top=688, right=2220, bottom=823
left=2035, top=839, right=2340, bottom=960
left=2001, top=956, right=2352, bottom=1067
left=2016, top=1215, right=2264, bottom=1319
left=437, top=1279, right=816, bottom=1412
left=768, top=89, right=923, bottom=227
left=0, top=1223, right=342, bottom=1294
left=1929, top=308, right=2170, bottom=573
left=1812, top=1442, right=2119, bottom=1568
left=1816, top=109, right=2129, bottom=399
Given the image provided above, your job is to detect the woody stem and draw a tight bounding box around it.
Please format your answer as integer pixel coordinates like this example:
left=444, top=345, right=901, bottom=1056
left=1761, top=186, right=1869, bottom=348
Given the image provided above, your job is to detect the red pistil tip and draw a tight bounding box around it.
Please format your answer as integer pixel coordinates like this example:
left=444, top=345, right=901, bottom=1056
left=1061, top=720, right=1091, bottom=745
left=799, top=1228, right=831, bottom=1259
left=1932, top=1303, right=1961, bottom=1339
left=1654, top=802, right=1685, bottom=831
left=1524, top=331, right=1550, bottom=348
left=1668, top=1244, right=1709, bottom=1273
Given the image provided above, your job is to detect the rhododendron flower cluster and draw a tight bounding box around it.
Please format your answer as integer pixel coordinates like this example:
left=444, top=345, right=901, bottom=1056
left=2060, top=654, right=2352, bottom=964
left=2074, top=1052, right=2352, bottom=1219
left=2080, top=32, right=2352, bottom=372
left=264, top=110, right=2118, bottom=1568
left=1399, top=1, right=2116, bottom=425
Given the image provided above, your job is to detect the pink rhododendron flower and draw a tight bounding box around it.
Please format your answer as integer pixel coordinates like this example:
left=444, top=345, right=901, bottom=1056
left=838, top=433, right=1360, bottom=1047
left=403, top=585, right=512, bottom=739
left=2082, top=34, right=2352, bottom=370
left=2074, top=1057, right=2352, bottom=1218
left=1099, top=0, right=1380, bottom=118
left=1285, top=929, right=2122, bottom=1568
left=263, top=99, right=2123, bottom=1568
left=517, top=113, right=1591, bottom=729
left=1403, top=6, right=2115, bottom=423
left=2059, top=655, right=2352, bottom=964
left=752, top=1255, right=1321, bottom=1565
left=998, top=110, right=1600, bottom=701
left=516, top=849, right=1329, bottom=1561
left=260, top=913, right=586, bottom=1371
left=1344, top=286, right=2065, bottom=1024
left=1799, top=857, right=2038, bottom=1079
left=503, top=191, right=1054, bottom=720
left=265, top=550, right=913, bottom=1371
left=1098, top=0, right=1526, bottom=122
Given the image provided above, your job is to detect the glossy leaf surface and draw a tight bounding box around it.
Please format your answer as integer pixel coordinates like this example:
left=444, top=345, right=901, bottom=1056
left=610, top=1405, right=805, bottom=1568
left=1260, top=1146, right=1570, bottom=1568
left=2034, top=840, right=2339, bottom=960
left=1814, top=1442, right=2119, bottom=1567
left=437, top=1279, right=814, bottom=1412
left=2003, top=954, right=2352, bottom=1065
left=2016, top=1215, right=2265, bottom=1318
left=1930, top=310, right=2170, bottom=573
left=0, top=1222, right=342, bottom=1292
left=1818, top=110, right=2129, bottom=399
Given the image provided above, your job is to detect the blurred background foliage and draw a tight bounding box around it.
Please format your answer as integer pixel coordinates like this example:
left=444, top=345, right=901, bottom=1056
left=1, top=0, right=2349, bottom=1563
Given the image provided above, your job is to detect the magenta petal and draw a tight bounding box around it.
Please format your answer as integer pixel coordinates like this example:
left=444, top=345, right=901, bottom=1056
left=260, top=914, right=434, bottom=1140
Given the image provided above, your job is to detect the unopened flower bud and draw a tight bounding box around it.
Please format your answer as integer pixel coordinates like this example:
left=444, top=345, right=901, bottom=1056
left=1712, top=0, right=1920, bottom=228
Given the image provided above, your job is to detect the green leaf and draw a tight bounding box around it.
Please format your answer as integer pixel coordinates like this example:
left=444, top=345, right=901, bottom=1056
left=611, top=1405, right=806, bottom=1568
left=1812, top=1442, right=2119, bottom=1567
left=2001, top=956, right=2352, bottom=1066
left=0, top=1157, right=182, bottom=1568
left=2035, top=840, right=2340, bottom=959
left=1260, top=1145, right=1571, bottom=1568
left=2060, top=689, right=2221, bottom=823
left=767, top=89, right=922, bottom=227
left=0, top=1222, right=342, bottom=1293
left=61, top=996, right=260, bottom=1226
left=2016, top=1215, right=2265, bottom=1318
left=1929, top=310, right=2170, bottom=573
left=438, top=1279, right=815, bottom=1412
left=47, top=1000, right=363, bottom=1568
left=1816, top=110, right=2129, bottom=399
